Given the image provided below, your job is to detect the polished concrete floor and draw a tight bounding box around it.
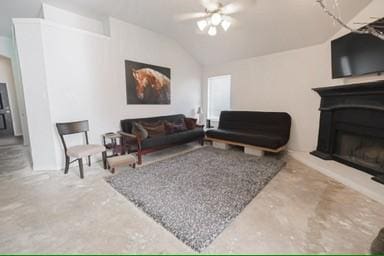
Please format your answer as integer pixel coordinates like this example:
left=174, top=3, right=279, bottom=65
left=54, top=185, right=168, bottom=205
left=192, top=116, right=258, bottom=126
left=0, top=143, right=383, bottom=254
left=0, top=136, right=23, bottom=146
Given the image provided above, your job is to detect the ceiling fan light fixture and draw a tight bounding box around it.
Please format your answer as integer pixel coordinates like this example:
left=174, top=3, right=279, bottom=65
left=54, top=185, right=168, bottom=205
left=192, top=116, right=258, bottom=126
left=193, top=2, right=233, bottom=36
left=211, top=13, right=222, bottom=26
left=221, top=19, right=231, bottom=31
left=208, top=26, right=217, bottom=36
left=197, top=19, right=208, bottom=31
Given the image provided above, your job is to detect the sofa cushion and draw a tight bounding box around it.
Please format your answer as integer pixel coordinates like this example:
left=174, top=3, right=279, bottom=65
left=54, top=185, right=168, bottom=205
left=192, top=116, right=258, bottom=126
left=206, top=129, right=286, bottom=149
left=140, top=121, right=166, bottom=138
left=67, top=144, right=106, bottom=158
left=184, top=117, right=197, bottom=129
left=121, top=114, right=186, bottom=134
left=218, top=111, right=291, bottom=143
left=164, top=119, right=187, bottom=134
left=142, top=128, right=204, bottom=149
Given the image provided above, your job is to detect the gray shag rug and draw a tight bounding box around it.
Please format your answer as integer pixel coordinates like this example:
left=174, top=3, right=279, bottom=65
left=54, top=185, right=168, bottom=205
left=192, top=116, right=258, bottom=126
left=106, top=147, right=285, bottom=251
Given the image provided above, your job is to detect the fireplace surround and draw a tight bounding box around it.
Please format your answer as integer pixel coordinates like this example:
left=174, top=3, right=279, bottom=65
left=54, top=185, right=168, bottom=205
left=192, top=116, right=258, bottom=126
left=311, top=80, right=384, bottom=184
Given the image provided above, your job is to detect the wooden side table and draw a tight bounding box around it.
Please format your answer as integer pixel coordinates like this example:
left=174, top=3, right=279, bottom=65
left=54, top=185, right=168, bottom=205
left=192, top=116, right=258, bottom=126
left=103, top=132, right=123, bottom=157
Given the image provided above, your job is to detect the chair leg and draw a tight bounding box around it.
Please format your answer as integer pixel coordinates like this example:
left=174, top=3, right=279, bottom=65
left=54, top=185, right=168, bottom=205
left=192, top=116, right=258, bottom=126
left=78, top=158, right=84, bottom=179
left=102, top=151, right=107, bottom=169
left=88, top=156, right=91, bottom=167
left=64, top=156, right=70, bottom=174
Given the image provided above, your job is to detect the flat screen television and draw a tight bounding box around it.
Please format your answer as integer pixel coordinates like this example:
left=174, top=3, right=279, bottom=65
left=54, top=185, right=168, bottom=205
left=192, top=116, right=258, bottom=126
left=331, top=19, right=384, bottom=79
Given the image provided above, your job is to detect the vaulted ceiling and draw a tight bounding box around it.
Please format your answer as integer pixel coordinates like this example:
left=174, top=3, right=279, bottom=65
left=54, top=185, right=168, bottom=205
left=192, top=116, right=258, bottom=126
left=0, top=0, right=372, bottom=65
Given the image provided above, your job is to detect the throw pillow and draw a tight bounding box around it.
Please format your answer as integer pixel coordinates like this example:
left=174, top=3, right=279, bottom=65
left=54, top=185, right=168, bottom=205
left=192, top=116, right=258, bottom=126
left=140, top=121, right=166, bottom=137
left=164, top=119, right=188, bottom=134
left=164, top=121, right=177, bottom=134
left=131, top=122, right=148, bottom=140
left=174, top=118, right=188, bottom=131
left=184, top=117, right=197, bottom=130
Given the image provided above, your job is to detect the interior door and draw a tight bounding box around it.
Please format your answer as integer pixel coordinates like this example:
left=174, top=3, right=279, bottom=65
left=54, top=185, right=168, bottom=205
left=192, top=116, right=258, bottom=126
left=0, top=83, right=14, bottom=137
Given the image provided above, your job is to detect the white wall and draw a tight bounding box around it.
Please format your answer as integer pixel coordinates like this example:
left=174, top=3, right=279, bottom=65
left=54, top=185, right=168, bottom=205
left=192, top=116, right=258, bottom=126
left=0, top=36, right=13, bottom=58
left=204, top=44, right=330, bottom=152
left=10, top=29, right=30, bottom=144
left=108, top=17, right=201, bottom=118
left=0, top=55, right=22, bottom=135
left=42, top=4, right=106, bottom=35
left=13, top=19, right=58, bottom=170
left=14, top=13, right=202, bottom=170
left=203, top=0, right=384, bottom=152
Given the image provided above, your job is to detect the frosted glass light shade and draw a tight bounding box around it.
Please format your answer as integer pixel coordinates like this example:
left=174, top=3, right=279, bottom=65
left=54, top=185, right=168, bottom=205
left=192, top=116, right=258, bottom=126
left=197, top=20, right=208, bottom=31
left=208, top=26, right=217, bottom=36
left=221, top=20, right=231, bottom=31
left=211, top=13, right=222, bottom=26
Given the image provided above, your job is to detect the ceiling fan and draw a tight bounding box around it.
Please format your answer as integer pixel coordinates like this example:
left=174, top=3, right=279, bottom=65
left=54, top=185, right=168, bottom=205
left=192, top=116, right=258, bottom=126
left=176, top=0, right=254, bottom=36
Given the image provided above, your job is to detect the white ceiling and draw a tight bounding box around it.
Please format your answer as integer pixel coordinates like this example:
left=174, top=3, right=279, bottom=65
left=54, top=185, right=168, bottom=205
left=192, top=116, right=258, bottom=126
left=0, top=0, right=42, bottom=37
left=0, top=0, right=372, bottom=65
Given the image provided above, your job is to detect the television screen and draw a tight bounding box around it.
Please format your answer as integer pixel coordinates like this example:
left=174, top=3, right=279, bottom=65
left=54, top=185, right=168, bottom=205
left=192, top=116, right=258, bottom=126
left=331, top=21, right=384, bottom=79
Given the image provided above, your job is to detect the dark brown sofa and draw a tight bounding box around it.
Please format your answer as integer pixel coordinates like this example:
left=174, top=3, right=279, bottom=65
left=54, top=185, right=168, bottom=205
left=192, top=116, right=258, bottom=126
left=120, top=114, right=204, bottom=164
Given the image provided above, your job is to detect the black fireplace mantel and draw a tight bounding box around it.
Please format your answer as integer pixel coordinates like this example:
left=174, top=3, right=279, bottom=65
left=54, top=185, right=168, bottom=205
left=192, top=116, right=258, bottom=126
left=313, top=80, right=384, bottom=112
left=311, top=80, right=384, bottom=183
left=313, top=80, right=384, bottom=95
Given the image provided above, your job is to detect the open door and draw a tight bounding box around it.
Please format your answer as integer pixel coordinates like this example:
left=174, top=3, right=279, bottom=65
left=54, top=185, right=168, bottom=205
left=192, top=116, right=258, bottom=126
left=0, top=83, right=14, bottom=137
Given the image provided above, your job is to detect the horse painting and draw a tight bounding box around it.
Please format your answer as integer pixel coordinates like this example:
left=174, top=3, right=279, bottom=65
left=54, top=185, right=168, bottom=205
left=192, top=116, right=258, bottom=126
left=125, top=60, right=171, bottom=105
left=132, top=68, right=170, bottom=103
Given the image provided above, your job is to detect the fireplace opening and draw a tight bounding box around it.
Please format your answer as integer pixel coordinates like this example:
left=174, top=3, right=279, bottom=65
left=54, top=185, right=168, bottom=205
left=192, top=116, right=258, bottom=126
left=334, top=131, right=384, bottom=176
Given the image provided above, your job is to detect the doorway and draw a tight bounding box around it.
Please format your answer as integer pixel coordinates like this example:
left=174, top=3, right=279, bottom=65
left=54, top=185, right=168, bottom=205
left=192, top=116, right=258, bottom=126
left=0, top=83, right=14, bottom=137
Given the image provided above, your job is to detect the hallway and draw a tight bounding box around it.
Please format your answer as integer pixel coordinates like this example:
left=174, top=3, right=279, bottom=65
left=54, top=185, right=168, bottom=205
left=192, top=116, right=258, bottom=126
left=0, top=136, right=29, bottom=174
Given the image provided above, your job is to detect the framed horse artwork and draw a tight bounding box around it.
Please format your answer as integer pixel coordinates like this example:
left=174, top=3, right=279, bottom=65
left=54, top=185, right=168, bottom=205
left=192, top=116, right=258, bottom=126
left=125, top=60, right=171, bottom=105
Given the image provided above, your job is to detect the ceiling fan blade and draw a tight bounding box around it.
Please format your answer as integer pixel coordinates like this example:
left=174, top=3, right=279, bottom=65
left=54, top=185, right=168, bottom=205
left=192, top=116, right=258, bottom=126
left=174, top=12, right=207, bottom=21
left=200, top=0, right=220, bottom=12
left=222, top=3, right=243, bottom=14
left=222, top=0, right=257, bottom=15
left=225, top=16, right=239, bottom=27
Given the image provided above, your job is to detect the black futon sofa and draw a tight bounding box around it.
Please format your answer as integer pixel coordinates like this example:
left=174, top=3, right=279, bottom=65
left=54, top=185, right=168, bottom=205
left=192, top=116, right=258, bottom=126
left=120, top=114, right=204, bottom=164
left=206, top=111, right=291, bottom=153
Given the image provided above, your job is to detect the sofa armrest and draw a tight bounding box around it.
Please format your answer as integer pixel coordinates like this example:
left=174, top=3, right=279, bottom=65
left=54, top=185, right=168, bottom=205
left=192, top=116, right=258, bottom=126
left=118, top=131, right=142, bottom=148
left=118, top=131, right=137, bottom=140
left=118, top=131, right=143, bottom=164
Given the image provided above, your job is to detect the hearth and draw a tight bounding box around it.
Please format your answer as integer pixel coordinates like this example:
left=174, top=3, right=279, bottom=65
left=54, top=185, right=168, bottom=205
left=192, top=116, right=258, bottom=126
left=311, top=80, right=384, bottom=184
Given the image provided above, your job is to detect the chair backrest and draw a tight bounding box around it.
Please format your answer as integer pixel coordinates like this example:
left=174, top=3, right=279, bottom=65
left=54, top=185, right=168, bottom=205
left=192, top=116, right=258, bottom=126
left=56, top=120, right=89, bottom=152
